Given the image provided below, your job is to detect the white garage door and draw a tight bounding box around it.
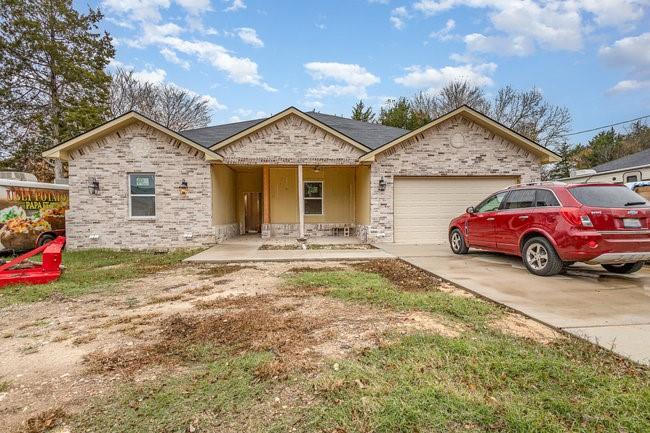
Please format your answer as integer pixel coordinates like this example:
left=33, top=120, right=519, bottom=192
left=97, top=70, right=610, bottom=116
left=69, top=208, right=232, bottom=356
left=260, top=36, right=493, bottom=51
left=393, top=176, right=518, bottom=244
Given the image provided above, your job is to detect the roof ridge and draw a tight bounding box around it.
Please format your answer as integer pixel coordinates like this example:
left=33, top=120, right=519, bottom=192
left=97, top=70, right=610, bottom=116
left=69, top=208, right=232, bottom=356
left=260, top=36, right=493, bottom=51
left=593, top=147, right=650, bottom=171
left=181, top=117, right=268, bottom=133
left=306, top=111, right=410, bottom=132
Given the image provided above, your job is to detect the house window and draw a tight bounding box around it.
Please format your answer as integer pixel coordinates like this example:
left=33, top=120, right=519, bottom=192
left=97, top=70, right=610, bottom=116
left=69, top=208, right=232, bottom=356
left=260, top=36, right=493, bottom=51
left=129, top=173, right=155, bottom=218
left=626, top=175, right=639, bottom=183
left=304, top=181, right=323, bottom=215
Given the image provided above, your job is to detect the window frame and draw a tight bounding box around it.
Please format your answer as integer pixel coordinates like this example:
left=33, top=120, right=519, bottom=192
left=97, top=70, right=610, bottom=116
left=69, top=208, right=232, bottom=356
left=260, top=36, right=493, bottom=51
left=303, top=180, right=324, bottom=216
left=475, top=191, right=508, bottom=213
left=128, top=173, right=156, bottom=219
left=534, top=188, right=561, bottom=208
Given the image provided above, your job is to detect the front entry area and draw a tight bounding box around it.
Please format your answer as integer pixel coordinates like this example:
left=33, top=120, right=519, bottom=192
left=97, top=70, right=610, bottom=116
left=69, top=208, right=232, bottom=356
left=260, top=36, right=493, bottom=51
left=393, top=176, right=518, bottom=244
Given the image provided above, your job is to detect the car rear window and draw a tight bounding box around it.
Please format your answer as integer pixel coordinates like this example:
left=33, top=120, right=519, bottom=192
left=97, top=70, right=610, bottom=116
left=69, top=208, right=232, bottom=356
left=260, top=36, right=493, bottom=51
left=569, top=185, right=648, bottom=208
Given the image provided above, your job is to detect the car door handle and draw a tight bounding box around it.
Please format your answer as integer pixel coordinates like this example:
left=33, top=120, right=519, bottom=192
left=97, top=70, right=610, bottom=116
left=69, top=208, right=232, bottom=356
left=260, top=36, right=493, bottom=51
left=518, top=215, right=529, bottom=220
left=486, top=217, right=495, bottom=221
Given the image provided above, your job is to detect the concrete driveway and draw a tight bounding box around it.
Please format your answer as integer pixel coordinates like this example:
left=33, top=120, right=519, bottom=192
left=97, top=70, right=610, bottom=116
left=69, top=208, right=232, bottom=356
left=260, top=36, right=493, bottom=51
left=380, top=243, right=650, bottom=365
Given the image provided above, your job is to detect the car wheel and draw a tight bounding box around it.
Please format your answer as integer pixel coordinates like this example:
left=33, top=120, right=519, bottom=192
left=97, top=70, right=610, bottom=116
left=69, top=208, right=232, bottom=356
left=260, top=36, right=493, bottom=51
left=522, top=237, right=564, bottom=276
left=37, top=233, right=56, bottom=247
left=449, top=228, right=469, bottom=254
left=601, top=262, right=644, bottom=274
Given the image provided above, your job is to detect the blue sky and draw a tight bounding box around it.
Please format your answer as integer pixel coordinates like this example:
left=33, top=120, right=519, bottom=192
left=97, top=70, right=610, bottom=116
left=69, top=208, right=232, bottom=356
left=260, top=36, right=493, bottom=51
left=81, top=0, right=650, bottom=144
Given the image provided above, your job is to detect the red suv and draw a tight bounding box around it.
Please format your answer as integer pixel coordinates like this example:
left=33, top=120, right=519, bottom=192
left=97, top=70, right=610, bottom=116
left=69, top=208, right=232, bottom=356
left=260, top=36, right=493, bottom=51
left=448, top=183, right=650, bottom=276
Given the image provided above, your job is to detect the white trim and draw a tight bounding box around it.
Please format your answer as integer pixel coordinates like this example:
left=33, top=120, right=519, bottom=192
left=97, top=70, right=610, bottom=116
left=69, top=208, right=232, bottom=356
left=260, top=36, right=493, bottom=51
left=360, top=106, right=560, bottom=163
left=298, top=165, right=304, bottom=238
left=303, top=180, right=324, bottom=216
left=128, top=173, right=156, bottom=219
left=209, top=107, right=371, bottom=153
left=42, top=111, right=223, bottom=162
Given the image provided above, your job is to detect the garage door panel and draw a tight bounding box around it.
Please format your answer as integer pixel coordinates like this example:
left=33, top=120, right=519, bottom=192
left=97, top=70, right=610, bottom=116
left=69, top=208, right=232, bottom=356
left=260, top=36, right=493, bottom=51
left=393, top=177, right=517, bottom=244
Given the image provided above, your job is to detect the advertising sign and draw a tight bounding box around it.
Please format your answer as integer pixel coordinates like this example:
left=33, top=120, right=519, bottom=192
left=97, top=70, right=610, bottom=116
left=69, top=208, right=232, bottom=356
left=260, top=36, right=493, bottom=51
left=0, top=181, right=69, bottom=250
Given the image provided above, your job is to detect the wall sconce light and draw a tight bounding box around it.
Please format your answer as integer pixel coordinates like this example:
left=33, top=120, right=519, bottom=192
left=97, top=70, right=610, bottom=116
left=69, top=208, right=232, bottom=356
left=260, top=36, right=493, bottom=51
left=378, top=177, right=386, bottom=191
left=178, top=179, right=189, bottom=196
left=314, top=165, right=321, bottom=173
left=87, top=177, right=99, bottom=195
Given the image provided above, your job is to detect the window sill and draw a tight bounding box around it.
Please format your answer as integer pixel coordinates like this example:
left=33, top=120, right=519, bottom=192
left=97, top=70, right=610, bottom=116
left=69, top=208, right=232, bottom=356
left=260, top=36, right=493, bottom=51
left=128, top=216, right=157, bottom=221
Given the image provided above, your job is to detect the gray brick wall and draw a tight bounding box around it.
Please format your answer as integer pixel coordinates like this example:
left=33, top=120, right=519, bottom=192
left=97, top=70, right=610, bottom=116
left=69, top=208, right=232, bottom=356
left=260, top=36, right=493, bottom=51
left=368, top=116, right=542, bottom=242
left=218, top=114, right=365, bottom=165
left=66, top=121, right=215, bottom=249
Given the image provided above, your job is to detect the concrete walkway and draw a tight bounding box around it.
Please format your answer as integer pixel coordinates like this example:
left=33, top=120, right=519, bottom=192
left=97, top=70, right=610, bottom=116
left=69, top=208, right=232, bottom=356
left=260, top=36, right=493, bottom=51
left=185, top=237, right=392, bottom=263
left=380, top=243, right=650, bottom=365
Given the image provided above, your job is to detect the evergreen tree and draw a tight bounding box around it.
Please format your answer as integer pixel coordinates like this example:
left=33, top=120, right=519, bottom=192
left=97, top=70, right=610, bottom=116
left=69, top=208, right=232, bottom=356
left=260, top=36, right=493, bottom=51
left=378, top=97, right=430, bottom=130
left=351, top=100, right=375, bottom=122
left=546, top=142, right=576, bottom=179
left=0, top=0, right=114, bottom=180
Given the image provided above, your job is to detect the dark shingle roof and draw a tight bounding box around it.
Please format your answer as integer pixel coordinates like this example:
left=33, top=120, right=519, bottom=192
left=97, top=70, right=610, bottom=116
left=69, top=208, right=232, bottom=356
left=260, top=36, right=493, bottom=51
left=592, top=148, right=650, bottom=173
left=179, top=111, right=409, bottom=150
left=304, top=112, right=409, bottom=150
left=180, top=118, right=266, bottom=147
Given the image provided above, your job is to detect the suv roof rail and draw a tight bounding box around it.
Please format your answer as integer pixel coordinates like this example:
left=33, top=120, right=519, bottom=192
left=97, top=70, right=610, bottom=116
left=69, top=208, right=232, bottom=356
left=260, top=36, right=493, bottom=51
left=507, top=181, right=567, bottom=189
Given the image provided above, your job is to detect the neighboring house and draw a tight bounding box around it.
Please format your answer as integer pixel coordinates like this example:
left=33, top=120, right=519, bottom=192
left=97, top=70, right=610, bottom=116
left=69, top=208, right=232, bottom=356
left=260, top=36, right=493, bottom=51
left=43, top=105, right=559, bottom=249
left=564, top=147, right=650, bottom=184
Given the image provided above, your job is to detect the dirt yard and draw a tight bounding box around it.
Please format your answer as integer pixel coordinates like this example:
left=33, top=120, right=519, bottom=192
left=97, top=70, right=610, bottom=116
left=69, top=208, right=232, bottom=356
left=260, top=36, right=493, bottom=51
left=0, top=259, right=571, bottom=433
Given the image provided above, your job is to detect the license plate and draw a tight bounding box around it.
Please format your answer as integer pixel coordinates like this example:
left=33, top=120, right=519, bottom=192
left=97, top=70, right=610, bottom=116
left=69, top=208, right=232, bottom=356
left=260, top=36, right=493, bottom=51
left=623, top=218, right=642, bottom=228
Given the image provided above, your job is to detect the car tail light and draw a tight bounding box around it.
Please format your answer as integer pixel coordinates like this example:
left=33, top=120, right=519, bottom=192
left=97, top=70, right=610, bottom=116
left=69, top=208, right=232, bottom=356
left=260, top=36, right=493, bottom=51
left=560, top=207, right=594, bottom=228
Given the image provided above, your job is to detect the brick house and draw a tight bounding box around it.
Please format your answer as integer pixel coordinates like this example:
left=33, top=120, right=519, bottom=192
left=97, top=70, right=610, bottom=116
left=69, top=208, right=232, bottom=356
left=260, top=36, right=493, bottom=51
left=43, top=106, right=559, bottom=249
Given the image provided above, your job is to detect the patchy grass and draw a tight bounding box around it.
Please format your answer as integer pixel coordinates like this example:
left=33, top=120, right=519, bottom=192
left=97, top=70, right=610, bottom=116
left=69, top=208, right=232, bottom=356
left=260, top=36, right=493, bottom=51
left=73, top=351, right=274, bottom=433
left=283, top=266, right=650, bottom=433
left=300, top=333, right=650, bottom=433
left=289, top=270, right=498, bottom=326
left=0, top=379, right=10, bottom=392
left=0, top=249, right=197, bottom=307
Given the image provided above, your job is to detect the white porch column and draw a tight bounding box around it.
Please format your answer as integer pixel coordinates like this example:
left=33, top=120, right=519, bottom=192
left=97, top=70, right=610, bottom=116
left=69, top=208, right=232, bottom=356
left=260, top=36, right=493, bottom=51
left=298, top=164, right=305, bottom=239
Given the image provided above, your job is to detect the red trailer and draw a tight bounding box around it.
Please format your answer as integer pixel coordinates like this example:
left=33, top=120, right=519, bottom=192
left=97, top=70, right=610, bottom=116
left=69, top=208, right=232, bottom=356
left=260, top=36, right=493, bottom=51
left=0, top=236, right=65, bottom=287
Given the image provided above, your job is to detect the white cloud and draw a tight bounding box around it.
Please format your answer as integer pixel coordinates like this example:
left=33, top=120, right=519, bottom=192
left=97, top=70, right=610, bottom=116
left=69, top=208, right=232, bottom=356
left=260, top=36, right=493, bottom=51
left=394, top=63, right=497, bottom=90
left=600, top=32, right=650, bottom=93
left=412, top=0, right=650, bottom=56
left=236, top=27, right=264, bottom=48
left=103, top=0, right=215, bottom=21
left=304, top=62, right=380, bottom=99
left=599, top=32, right=650, bottom=70
left=103, top=0, right=170, bottom=21
left=224, top=0, right=246, bottom=12
left=185, top=15, right=218, bottom=35
left=195, top=93, right=227, bottom=111
left=228, top=108, right=268, bottom=122
left=430, top=18, right=456, bottom=40
left=390, top=6, right=408, bottom=29
left=160, top=47, right=191, bottom=69
left=138, top=23, right=276, bottom=91
left=464, top=33, right=534, bottom=56
left=579, top=0, right=647, bottom=28
left=176, top=0, right=212, bottom=15
left=608, top=79, right=650, bottom=93
left=132, top=67, right=167, bottom=83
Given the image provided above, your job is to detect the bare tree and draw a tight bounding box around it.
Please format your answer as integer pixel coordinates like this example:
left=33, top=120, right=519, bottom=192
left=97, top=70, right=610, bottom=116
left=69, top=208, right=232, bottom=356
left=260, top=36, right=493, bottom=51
left=402, top=81, right=571, bottom=148
left=109, top=68, right=211, bottom=131
left=411, top=81, right=489, bottom=119
left=491, top=86, right=571, bottom=148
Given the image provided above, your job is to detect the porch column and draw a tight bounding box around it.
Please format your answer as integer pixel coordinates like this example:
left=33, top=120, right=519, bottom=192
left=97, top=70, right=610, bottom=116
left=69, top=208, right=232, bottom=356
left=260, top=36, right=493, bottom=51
left=262, top=165, right=271, bottom=238
left=298, top=164, right=305, bottom=239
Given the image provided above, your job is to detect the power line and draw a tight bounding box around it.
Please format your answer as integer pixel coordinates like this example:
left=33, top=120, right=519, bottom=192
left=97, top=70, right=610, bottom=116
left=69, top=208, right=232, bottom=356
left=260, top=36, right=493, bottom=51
left=563, top=114, right=650, bottom=137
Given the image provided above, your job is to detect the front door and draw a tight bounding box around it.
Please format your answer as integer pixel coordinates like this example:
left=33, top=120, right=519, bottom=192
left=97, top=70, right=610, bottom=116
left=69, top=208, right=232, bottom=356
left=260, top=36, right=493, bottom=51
left=244, top=192, right=261, bottom=233
left=467, top=191, right=508, bottom=249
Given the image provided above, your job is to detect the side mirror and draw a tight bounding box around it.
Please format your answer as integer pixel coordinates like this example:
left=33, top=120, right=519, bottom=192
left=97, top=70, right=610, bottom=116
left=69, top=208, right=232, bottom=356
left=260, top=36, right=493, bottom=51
left=466, top=206, right=475, bottom=214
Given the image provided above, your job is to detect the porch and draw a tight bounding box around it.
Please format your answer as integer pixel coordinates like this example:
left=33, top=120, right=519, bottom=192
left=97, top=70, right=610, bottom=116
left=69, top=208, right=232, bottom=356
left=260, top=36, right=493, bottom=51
left=211, top=164, right=371, bottom=242
left=185, top=235, right=392, bottom=263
